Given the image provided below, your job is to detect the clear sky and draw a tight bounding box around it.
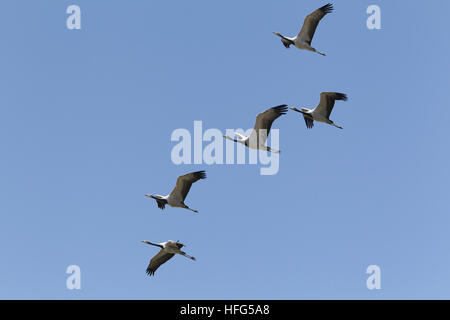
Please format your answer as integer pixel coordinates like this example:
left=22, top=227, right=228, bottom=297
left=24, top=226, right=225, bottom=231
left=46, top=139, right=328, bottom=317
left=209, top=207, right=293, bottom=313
left=1, top=0, right=449, bottom=299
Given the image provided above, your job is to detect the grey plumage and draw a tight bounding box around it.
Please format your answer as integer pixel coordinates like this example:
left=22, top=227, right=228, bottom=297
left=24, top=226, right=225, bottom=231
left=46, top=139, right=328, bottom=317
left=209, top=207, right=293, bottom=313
left=273, top=3, right=334, bottom=55
left=298, top=3, right=333, bottom=46
left=142, top=240, right=195, bottom=276
left=291, top=92, right=348, bottom=129
left=169, top=171, right=206, bottom=202
left=315, top=92, right=347, bottom=119
left=145, top=171, right=206, bottom=213
left=248, top=105, right=288, bottom=146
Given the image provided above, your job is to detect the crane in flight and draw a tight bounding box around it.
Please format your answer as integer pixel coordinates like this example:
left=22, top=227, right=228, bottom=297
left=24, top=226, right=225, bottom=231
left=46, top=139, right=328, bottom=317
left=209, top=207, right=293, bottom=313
left=290, top=92, right=348, bottom=129
left=223, top=105, right=288, bottom=153
left=142, top=240, right=196, bottom=276
left=145, top=171, right=206, bottom=213
left=273, top=3, right=334, bottom=56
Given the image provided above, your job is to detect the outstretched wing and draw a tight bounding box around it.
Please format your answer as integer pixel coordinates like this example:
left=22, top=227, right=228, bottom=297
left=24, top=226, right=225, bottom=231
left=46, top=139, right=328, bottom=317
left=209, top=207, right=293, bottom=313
left=313, top=92, right=347, bottom=119
left=146, top=250, right=175, bottom=276
left=248, top=105, right=288, bottom=146
left=297, top=3, right=333, bottom=45
left=169, top=171, right=206, bottom=201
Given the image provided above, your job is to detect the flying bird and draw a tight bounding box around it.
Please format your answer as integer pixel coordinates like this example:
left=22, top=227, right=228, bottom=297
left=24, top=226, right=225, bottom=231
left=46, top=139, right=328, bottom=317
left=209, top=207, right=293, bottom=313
left=290, top=92, right=348, bottom=129
left=223, top=105, right=288, bottom=153
left=142, top=240, right=196, bottom=276
left=273, top=3, right=333, bottom=56
left=145, top=170, right=206, bottom=213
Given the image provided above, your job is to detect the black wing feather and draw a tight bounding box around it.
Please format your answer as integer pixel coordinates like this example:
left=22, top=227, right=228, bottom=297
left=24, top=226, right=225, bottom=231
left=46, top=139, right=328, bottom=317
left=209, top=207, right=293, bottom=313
left=146, top=252, right=175, bottom=276
left=303, top=115, right=314, bottom=129
left=156, top=199, right=167, bottom=210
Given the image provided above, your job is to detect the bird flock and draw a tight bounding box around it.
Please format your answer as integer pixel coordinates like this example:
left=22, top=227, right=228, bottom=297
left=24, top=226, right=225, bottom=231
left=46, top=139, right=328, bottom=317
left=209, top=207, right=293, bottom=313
left=142, top=3, right=349, bottom=276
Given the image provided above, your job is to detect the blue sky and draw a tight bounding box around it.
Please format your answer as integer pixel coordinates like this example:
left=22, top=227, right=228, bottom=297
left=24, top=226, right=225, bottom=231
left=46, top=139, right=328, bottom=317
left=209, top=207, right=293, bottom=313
left=0, top=0, right=449, bottom=299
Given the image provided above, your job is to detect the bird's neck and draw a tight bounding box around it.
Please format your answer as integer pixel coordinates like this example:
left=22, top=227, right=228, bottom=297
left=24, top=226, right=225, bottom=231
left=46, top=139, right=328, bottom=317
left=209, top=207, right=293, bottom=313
left=146, top=241, right=163, bottom=248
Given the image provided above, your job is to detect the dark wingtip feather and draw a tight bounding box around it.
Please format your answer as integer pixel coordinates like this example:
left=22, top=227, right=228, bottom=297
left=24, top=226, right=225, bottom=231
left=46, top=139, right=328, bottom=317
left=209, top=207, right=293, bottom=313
left=304, top=115, right=314, bottom=129
left=273, top=104, right=288, bottom=115
left=336, top=93, right=348, bottom=101
left=193, top=170, right=207, bottom=180
left=320, top=3, right=333, bottom=14
left=156, top=200, right=166, bottom=210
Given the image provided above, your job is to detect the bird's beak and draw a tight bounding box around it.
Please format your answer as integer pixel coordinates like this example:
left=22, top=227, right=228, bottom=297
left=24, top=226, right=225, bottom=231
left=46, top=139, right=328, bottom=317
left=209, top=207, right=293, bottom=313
left=145, top=194, right=152, bottom=198
left=141, top=240, right=149, bottom=244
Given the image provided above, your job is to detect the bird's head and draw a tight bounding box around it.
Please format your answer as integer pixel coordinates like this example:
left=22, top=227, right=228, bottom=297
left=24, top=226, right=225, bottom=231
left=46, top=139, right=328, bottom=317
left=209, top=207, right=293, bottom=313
left=273, top=32, right=282, bottom=37
left=141, top=240, right=151, bottom=245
